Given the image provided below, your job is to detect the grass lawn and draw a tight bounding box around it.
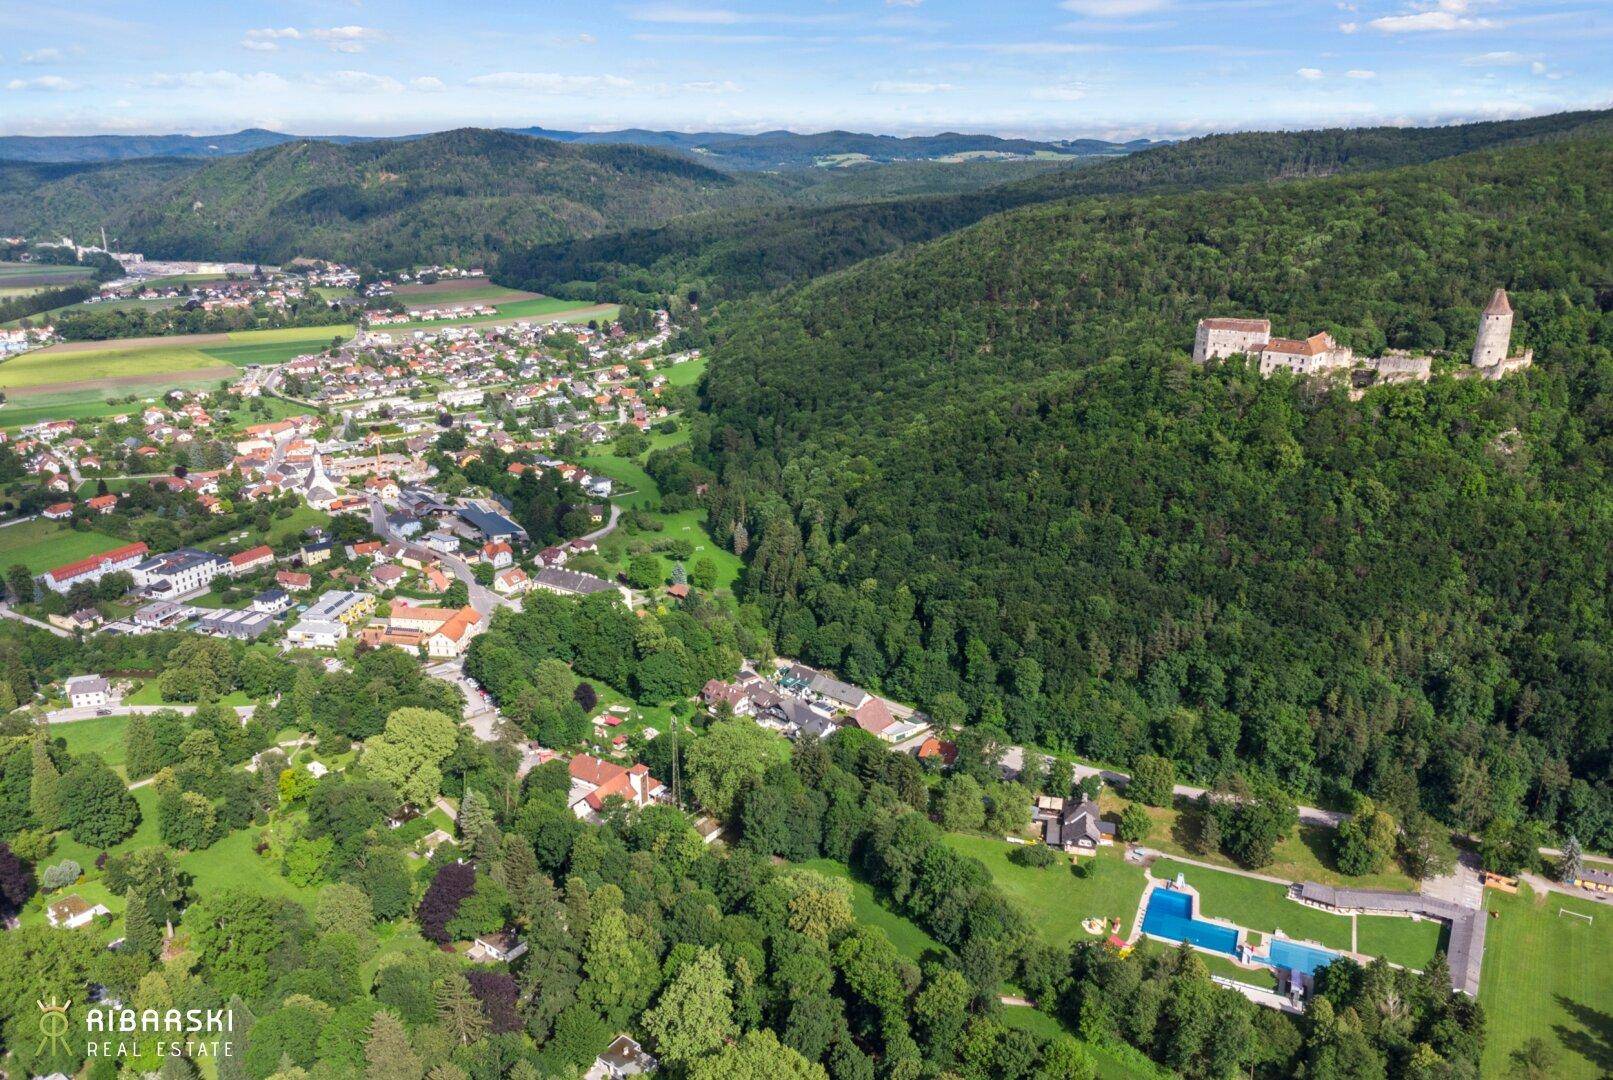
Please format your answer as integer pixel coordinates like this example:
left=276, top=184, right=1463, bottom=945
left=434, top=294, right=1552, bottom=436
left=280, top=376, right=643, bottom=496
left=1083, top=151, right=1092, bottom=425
left=178, top=824, right=317, bottom=904
left=661, top=354, right=707, bottom=388
left=798, top=857, right=946, bottom=962
left=1109, top=793, right=1420, bottom=893
left=581, top=452, right=660, bottom=507
left=199, top=505, right=330, bottom=552
left=53, top=713, right=130, bottom=773
left=1356, top=913, right=1448, bottom=970
left=200, top=339, right=340, bottom=367
left=0, top=518, right=127, bottom=573
left=944, top=834, right=1148, bottom=949
left=998, top=1006, right=1173, bottom=1080
left=1479, top=883, right=1611, bottom=1079
left=125, top=679, right=253, bottom=708
left=0, top=345, right=231, bottom=390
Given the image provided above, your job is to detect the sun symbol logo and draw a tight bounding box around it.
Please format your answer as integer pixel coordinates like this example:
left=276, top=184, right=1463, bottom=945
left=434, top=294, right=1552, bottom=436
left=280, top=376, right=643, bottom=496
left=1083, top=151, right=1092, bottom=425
left=36, top=996, right=72, bottom=1055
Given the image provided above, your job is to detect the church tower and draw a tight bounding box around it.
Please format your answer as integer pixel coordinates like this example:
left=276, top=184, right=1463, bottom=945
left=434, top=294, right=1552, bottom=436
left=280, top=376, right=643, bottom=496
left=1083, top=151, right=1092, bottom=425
left=1471, top=288, right=1513, bottom=369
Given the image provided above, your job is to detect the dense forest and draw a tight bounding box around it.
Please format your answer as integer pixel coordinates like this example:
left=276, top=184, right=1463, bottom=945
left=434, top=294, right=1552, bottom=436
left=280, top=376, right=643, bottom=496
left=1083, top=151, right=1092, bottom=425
left=691, top=134, right=1613, bottom=849
left=498, top=108, right=1613, bottom=307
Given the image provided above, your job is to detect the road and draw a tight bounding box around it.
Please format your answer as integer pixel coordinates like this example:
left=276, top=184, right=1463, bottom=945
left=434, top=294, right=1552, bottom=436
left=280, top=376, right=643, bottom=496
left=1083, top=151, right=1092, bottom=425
left=0, top=602, right=72, bottom=638
left=997, top=743, right=1348, bottom=828
left=577, top=502, right=622, bottom=545
left=367, top=494, right=512, bottom=617
left=44, top=703, right=258, bottom=724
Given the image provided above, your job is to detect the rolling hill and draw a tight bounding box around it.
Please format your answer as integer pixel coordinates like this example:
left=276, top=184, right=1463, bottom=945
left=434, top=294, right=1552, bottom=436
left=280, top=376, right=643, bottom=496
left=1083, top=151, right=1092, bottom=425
left=693, top=132, right=1613, bottom=855
left=498, top=107, right=1613, bottom=304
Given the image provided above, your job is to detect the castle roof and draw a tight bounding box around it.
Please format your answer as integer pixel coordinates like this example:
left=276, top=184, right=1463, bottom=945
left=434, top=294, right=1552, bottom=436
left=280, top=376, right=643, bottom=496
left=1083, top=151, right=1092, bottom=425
left=1484, top=288, right=1511, bottom=316
left=1202, top=317, right=1271, bottom=333
left=1263, top=332, right=1334, bottom=357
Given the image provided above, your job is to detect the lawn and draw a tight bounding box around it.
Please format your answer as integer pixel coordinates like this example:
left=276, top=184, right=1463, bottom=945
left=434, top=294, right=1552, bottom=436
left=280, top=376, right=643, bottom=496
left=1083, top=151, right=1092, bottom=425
left=200, top=339, right=340, bottom=367
left=198, top=504, right=330, bottom=552
left=178, top=823, right=317, bottom=904
left=943, top=833, right=1149, bottom=949
left=53, top=713, right=131, bottom=772
left=0, top=518, right=127, bottom=573
left=0, top=344, right=231, bottom=390
left=1479, top=883, right=1611, bottom=1079
left=1108, top=793, right=1420, bottom=893
left=798, top=857, right=946, bottom=962
left=1356, top=912, right=1448, bottom=970
left=580, top=452, right=660, bottom=507
left=998, top=1006, right=1173, bottom=1080
left=661, top=354, right=707, bottom=388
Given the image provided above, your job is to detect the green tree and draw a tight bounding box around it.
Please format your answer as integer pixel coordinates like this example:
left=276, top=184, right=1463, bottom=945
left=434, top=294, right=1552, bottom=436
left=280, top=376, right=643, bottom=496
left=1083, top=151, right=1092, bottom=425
left=642, top=946, right=736, bottom=1063
left=1127, top=755, right=1176, bottom=807
left=364, top=1010, right=424, bottom=1080
left=360, top=708, right=460, bottom=806
left=934, top=773, right=986, bottom=832
left=1117, top=802, right=1153, bottom=843
left=627, top=554, right=665, bottom=590
left=684, top=719, right=791, bottom=822
left=59, top=758, right=140, bottom=847
left=434, top=973, right=489, bottom=1046
left=28, top=730, right=61, bottom=830
left=687, top=1029, right=827, bottom=1080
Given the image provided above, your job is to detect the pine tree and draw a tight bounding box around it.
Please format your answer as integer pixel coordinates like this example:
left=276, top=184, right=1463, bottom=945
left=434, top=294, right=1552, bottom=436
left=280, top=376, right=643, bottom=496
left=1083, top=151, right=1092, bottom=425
left=122, top=888, right=162, bottom=959
left=124, top=714, right=160, bottom=780
left=500, top=834, right=538, bottom=902
left=364, top=1010, right=424, bottom=1080
left=672, top=562, right=687, bottom=586
left=29, top=728, right=61, bottom=830
left=434, top=974, right=489, bottom=1046
left=730, top=519, right=749, bottom=557
left=456, top=790, right=496, bottom=862
left=0, top=681, right=16, bottom=713
left=1560, top=834, right=1584, bottom=885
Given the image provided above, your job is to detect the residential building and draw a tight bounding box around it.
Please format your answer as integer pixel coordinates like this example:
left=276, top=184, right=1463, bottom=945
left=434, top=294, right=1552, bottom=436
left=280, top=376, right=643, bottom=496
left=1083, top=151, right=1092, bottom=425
left=567, top=754, right=667, bottom=818
left=589, top=1035, right=658, bottom=1079
left=39, top=541, right=148, bottom=594
left=132, top=548, right=228, bottom=597
left=533, top=567, right=623, bottom=601
left=468, top=931, right=529, bottom=963
left=196, top=607, right=278, bottom=641
left=65, top=674, right=112, bottom=709
left=46, top=895, right=110, bottom=929
left=226, top=544, right=275, bottom=578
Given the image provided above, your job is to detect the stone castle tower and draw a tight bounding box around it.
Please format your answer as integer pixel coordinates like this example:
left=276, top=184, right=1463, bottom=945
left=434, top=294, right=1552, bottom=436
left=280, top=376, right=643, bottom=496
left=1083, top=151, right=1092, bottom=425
left=1471, top=288, right=1513, bottom=368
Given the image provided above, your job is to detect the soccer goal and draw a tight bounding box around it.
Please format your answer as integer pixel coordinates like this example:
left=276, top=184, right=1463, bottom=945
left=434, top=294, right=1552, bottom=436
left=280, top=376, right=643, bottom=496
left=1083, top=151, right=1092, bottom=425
left=1557, top=907, right=1593, bottom=925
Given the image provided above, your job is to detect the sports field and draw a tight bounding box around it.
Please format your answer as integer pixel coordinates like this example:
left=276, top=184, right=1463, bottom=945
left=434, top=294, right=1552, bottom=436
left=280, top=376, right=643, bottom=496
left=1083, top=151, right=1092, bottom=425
left=0, top=518, right=127, bottom=573
left=1479, top=883, right=1611, bottom=1078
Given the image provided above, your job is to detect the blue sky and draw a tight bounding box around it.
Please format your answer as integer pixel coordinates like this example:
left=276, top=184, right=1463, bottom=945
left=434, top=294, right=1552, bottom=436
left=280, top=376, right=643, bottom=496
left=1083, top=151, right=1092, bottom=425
left=1, top=0, right=1608, bottom=139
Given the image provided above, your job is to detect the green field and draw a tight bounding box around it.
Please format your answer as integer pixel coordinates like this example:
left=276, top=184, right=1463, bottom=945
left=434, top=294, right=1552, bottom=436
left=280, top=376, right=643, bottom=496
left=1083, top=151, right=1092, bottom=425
left=377, top=299, right=618, bottom=336
left=0, top=344, right=229, bottom=390
left=226, top=325, right=355, bottom=343
left=395, top=281, right=533, bottom=306
left=198, top=504, right=330, bottom=552
left=0, top=519, right=127, bottom=573
left=662, top=354, right=707, bottom=388
left=1356, top=911, right=1448, bottom=969
left=201, top=338, right=344, bottom=367
left=53, top=714, right=130, bottom=772
left=945, top=834, right=1149, bottom=949
left=1479, top=884, right=1611, bottom=1078
left=0, top=261, right=92, bottom=284
left=580, top=452, right=660, bottom=506
left=798, top=857, right=946, bottom=962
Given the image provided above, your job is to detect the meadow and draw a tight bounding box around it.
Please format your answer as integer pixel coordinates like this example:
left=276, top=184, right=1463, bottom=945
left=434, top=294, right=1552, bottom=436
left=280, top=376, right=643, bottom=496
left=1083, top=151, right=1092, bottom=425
left=0, top=518, right=127, bottom=573
left=53, top=713, right=130, bottom=774
left=1479, top=883, right=1612, bottom=1078
left=944, top=833, right=1149, bottom=949
left=0, top=345, right=231, bottom=390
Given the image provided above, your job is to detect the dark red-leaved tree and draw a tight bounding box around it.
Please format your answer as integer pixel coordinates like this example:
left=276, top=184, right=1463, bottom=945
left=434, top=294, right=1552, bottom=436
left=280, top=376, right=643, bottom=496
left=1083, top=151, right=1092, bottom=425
left=573, top=683, right=598, bottom=712
left=0, top=842, right=35, bottom=918
left=416, top=861, right=476, bottom=943
left=466, top=970, right=522, bottom=1034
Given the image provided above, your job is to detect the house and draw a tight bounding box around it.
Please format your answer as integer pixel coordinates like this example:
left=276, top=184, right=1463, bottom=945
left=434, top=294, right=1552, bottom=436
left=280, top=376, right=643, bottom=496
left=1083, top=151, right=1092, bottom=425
left=42, top=501, right=73, bottom=521
left=132, top=548, right=228, bottom=596
left=302, top=589, right=375, bottom=627
left=852, top=696, right=898, bottom=739
left=468, top=931, right=528, bottom=963
left=133, top=600, right=187, bottom=629
left=534, top=567, right=623, bottom=602
left=807, top=671, right=870, bottom=712
left=47, top=608, right=103, bottom=633
left=1569, top=867, right=1613, bottom=894
left=385, top=602, right=485, bottom=658
left=226, top=544, right=275, bottom=578
left=416, top=828, right=456, bottom=858
left=481, top=541, right=513, bottom=569
left=1034, top=796, right=1114, bottom=854
left=46, top=894, right=110, bottom=929
left=286, top=618, right=347, bottom=650
left=567, top=754, right=667, bottom=818
left=39, top=541, right=148, bottom=594
left=277, top=570, right=313, bottom=592
left=493, top=566, right=529, bottom=594
left=372, top=563, right=409, bottom=588
left=589, top=1035, right=658, bottom=1079
left=666, top=583, right=689, bottom=600
left=916, top=737, right=958, bottom=766
left=196, top=607, right=277, bottom=641
left=86, top=494, right=118, bottom=514
left=252, top=587, right=292, bottom=613
left=65, top=674, right=112, bottom=709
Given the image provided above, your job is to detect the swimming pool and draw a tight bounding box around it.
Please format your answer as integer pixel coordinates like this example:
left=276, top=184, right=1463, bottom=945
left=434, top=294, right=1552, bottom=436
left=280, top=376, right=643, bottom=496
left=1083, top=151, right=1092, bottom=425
left=1141, top=888, right=1240, bottom=956
left=1264, top=938, right=1338, bottom=976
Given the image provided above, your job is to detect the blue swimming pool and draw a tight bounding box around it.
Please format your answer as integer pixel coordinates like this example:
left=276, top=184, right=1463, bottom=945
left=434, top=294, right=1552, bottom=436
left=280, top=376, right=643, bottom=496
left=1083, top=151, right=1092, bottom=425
left=1141, top=888, right=1240, bottom=956
left=1264, top=938, right=1338, bottom=976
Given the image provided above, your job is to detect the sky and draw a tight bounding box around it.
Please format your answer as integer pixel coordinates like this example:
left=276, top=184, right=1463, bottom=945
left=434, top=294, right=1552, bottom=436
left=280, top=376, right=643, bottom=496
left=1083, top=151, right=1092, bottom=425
left=0, top=0, right=1609, bottom=140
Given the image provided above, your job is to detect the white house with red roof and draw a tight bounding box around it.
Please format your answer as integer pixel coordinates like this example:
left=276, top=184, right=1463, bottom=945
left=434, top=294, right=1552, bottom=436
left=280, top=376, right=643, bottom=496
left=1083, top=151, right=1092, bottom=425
left=567, top=754, right=667, bottom=819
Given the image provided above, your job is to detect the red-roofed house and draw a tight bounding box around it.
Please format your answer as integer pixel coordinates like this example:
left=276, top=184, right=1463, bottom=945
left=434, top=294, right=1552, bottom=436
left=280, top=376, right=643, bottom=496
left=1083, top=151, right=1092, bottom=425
left=227, top=545, right=275, bottom=577
left=40, top=542, right=148, bottom=594
left=567, top=754, right=666, bottom=818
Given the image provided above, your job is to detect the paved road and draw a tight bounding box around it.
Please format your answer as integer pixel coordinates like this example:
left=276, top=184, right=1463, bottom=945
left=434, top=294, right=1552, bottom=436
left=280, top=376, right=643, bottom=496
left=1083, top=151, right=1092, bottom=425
left=998, top=744, right=1348, bottom=829
left=0, top=602, right=72, bottom=638
left=576, top=502, right=622, bottom=545
left=367, top=495, right=512, bottom=617
left=45, top=703, right=258, bottom=724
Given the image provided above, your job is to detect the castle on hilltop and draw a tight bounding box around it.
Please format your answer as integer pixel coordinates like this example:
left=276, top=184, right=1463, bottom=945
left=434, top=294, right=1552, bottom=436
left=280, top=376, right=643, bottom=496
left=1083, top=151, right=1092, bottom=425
left=1192, top=288, right=1532, bottom=387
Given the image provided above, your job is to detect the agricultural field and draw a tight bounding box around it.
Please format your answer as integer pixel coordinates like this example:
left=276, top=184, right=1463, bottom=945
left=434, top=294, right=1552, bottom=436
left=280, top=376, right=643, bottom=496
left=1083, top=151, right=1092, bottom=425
left=944, top=833, right=1149, bottom=949
left=0, top=261, right=93, bottom=287
left=392, top=277, right=538, bottom=305
left=377, top=299, right=618, bottom=336
left=0, top=518, right=127, bottom=573
left=1479, top=883, right=1611, bottom=1079
left=0, top=344, right=230, bottom=391
left=0, top=387, right=144, bottom=431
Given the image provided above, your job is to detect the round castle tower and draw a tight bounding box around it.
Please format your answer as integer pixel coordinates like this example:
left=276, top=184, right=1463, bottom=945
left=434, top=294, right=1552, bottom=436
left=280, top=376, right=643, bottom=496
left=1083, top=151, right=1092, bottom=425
left=1471, top=288, right=1513, bottom=368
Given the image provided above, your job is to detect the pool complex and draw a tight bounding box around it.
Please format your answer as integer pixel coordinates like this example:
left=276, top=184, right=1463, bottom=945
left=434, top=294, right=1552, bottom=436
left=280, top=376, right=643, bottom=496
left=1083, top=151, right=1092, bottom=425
left=1141, top=886, right=1340, bottom=976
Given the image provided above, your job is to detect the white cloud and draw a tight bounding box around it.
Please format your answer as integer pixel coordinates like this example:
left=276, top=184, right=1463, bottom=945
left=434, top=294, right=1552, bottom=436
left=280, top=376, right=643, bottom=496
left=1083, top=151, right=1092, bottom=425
left=241, top=27, right=301, bottom=52
left=144, top=70, right=291, bottom=93
left=682, top=80, right=742, bottom=93
left=21, top=48, right=64, bottom=64
left=1339, top=21, right=1359, bottom=32
left=886, top=0, right=924, bottom=6
left=313, top=71, right=404, bottom=94
left=1032, top=82, right=1088, bottom=101
left=872, top=81, right=956, bottom=94
left=1297, top=67, right=1324, bottom=80
left=309, top=26, right=383, bottom=53
left=410, top=76, right=447, bottom=92
left=466, top=71, right=636, bottom=94
left=1346, top=68, right=1376, bottom=78
left=628, top=4, right=743, bottom=23
left=1060, top=0, right=1168, bottom=15
left=5, top=75, right=77, bottom=91
left=1369, top=1, right=1497, bottom=33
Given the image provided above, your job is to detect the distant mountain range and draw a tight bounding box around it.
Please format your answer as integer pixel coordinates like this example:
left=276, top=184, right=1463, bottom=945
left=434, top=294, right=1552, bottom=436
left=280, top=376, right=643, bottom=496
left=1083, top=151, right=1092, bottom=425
left=0, top=126, right=1154, bottom=170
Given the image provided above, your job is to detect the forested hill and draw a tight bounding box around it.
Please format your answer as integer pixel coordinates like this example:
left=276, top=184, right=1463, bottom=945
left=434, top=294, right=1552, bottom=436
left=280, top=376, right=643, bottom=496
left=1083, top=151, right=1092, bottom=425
left=0, top=157, right=202, bottom=240
left=691, top=134, right=1613, bottom=850
left=499, top=107, right=1613, bottom=304
left=0, top=129, right=795, bottom=269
